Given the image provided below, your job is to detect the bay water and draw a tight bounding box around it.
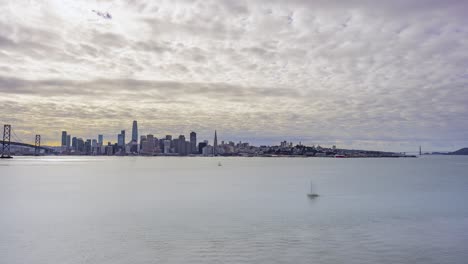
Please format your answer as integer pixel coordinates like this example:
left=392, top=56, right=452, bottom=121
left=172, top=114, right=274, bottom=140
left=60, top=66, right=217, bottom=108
left=1, top=156, right=467, bottom=263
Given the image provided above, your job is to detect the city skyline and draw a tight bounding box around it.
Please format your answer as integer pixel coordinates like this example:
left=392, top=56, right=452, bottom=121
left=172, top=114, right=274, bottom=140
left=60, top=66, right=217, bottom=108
left=1, top=1, right=467, bottom=152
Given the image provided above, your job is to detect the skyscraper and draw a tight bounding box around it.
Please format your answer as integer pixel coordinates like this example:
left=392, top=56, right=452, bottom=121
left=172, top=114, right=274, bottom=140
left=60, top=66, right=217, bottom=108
left=85, top=139, right=92, bottom=154
left=132, top=120, right=138, bottom=143
left=198, top=142, right=207, bottom=154
left=163, top=140, right=171, bottom=154
left=190, top=131, right=197, bottom=154
left=173, top=138, right=179, bottom=153
left=142, top=134, right=155, bottom=154
left=140, top=135, right=147, bottom=151
left=98, top=135, right=103, bottom=146
left=61, top=131, right=67, bottom=147
left=71, top=137, right=77, bottom=151
left=118, top=130, right=125, bottom=147
left=66, top=135, right=71, bottom=148
left=178, top=135, right=186, bottom=156
left=76, top=138, right=84, bottom=152
left=213, top=130, right=218, bottom=156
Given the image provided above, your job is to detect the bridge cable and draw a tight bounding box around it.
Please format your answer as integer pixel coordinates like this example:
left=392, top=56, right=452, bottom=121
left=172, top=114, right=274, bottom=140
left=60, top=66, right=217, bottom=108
left=11, top=129, right=25, bottom=144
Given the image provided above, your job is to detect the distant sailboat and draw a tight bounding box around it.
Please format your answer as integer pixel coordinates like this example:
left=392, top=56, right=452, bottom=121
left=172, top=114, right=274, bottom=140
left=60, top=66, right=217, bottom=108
left=218, top=161, right=222, bottom=166
left=307, top=182, right=319, bottom=198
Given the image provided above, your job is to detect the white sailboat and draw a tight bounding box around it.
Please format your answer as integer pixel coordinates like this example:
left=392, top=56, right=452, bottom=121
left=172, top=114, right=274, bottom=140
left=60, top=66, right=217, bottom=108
left=307, top=181, right=319, bottom=198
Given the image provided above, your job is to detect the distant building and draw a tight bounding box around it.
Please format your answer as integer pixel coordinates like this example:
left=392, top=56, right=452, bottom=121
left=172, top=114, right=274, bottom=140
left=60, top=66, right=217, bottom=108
left=202, top=145, right=213, bottom=156
left=142, top=134, right=155, bottom=154
left=213, top=130, right=218, bottom=156
left=158, top=138, right=165, bottom=152
left=85, top=139, right=92, bottom=154
left=66, top=135, right=71, bottom=149
left=92, top=139, right=98, bottom=154
left=140, top=135, right=147, bottom=151
left=71, top=137, right=77, bottom=151
left=190, top=132, right=197, bottom=154
left=178, top=135, right=187, bottom=156
left=61, top=131, right=67, bottom=147
left=163, top=140, right=171, bottom=154
left=98, top=135, right=103, bottom=146
left=76, top=138, right=84, bottom=152
left=280, top=141, right=287, bottom=148
left=130, top=121, right=138, bottom=153
left=173, top=138, right=179, bottom=153
left=106, top=142, right=114, bottom=155
left=198, top=142, right=207, bottom=154
left=118, top=130, right=125, bottom=147
left=132, top=120, right=138, bottom=143
left=185, top=141, right=191, bottom=155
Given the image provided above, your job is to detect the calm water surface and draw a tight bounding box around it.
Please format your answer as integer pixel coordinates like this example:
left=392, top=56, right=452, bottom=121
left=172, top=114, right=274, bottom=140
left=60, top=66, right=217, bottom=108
left=1, top=156, right=468, bottom=263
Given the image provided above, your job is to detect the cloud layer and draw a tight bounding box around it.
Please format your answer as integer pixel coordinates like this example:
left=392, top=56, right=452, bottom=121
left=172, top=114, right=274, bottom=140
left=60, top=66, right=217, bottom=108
left=1, top=0, right=467, bottom=151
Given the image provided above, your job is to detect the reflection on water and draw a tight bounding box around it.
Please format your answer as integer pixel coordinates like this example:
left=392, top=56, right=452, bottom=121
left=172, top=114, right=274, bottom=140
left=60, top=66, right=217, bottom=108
left=1, top=156, right=468, bottom=264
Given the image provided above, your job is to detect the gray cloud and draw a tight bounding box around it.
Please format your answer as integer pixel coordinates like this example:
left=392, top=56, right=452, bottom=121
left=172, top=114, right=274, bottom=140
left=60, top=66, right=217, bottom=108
left=0, top=0, right=467, bottom=151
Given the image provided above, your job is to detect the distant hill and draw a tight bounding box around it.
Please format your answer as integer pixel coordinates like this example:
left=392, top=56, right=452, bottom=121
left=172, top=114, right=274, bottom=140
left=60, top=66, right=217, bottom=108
left=448, top=148, right=468, bottom=155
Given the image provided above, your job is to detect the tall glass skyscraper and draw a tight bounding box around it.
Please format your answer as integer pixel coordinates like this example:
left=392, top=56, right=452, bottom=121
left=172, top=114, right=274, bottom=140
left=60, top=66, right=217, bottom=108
left=98, top=135, right=103, bottom=146
left=190, top=131, right=197, bottom=154
left=61, top=131, right=67, bottom=147
left=118, top=130, right=125, bottom=147
left=132, top=120, right=138, bottom=143
left=213, top=130, right=218, bottom=156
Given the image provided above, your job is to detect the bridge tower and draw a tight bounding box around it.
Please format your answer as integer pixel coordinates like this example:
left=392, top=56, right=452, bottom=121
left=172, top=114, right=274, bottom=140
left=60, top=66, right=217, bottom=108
left=1, top=124, right=12, bottom=158
left=35, top=135, right=41, bottom=156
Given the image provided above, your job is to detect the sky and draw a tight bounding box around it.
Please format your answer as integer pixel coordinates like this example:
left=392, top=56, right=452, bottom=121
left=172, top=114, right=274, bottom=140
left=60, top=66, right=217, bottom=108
left=0, top=0, right=467, bottom=152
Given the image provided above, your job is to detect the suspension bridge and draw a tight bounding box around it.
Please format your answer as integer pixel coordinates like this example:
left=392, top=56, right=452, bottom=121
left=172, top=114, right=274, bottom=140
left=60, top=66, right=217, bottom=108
left=1, top=124, right=53, bottom=158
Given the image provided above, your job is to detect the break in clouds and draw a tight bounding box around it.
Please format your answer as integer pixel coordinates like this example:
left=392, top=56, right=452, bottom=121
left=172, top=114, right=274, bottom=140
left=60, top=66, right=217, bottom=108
left=0, top=0, right=467, bottom=151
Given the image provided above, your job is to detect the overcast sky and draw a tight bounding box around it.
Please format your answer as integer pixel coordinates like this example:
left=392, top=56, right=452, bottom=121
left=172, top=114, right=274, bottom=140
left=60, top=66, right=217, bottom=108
left=1, top=0, right=467, bottom=151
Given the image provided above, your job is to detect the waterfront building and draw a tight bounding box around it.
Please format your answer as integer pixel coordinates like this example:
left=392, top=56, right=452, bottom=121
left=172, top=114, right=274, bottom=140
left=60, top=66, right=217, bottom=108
left=185, top=141, right=191, bottom=155
left=140, top=135, right=147, bottom=151
left=98, top=135, right=103, bottom=146
left=118, top=134, right=123, bottom=147
left=142, top=134, right=155, bottom=154
left=159, top=138, right=165, bottom=152
left=92, top=139, right=98, bottom=155
left=178, top=135, right=187, bottom=156
left=61, top=131, right=67, bottom=147
left=153, top=137, right=160, bottom=153
left=163, top=140, right=171, bottom=154
left=132, top=120, right=138, bottom=143
left=106, top=142, right=114, bottom=155
left=214, top=130, right=218, bottom=156
left=66, top=135, right=71, bottom=149
left=190, top=132, right=197, bottom=154
left=71, top=137, right=77, bottom=151
left=202, top=145, right=214, bottom=156
left=280, top=141, right=287, bottom=148
left=76, top=138, right=84, bottom=152
left=85, top=139, right=92, bottom=154
left=198, top=142, right=207, bottom=154
left=173, top=138, right=179, bottom=153
left=118, top=130, right=125, bottom=147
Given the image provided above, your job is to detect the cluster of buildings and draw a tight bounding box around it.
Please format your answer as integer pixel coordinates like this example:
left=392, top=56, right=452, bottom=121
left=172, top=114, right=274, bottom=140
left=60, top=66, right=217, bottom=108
left=55, top=120, right=413, bottom=158
left=60, top=120, right=225, bottom=156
